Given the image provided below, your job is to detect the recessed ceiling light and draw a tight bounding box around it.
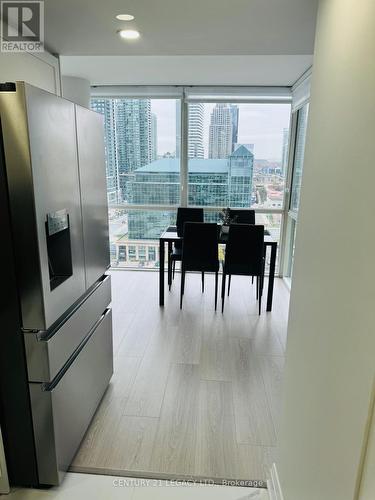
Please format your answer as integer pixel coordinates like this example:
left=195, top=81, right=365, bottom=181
left=118, top=29, right=140, bottom=40
left=116, top=14, right=134, bottom=21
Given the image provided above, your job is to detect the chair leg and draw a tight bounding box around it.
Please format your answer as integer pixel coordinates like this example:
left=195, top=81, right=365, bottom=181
left=256, top=276, right=259, bottom=300
left=214, top=271, right=218, bottom=311
left=228, top=274, right=231, bottom=296
left=168, top=258, right=172, bottom=291
left=221, top=272, right=226, bottom=313
left=180, top=268, right=186, bottom=309
left=172, top=260, right=176, bottom=280
left=252, top=276, right=254, bottom=284
left=258, top=274, right=262, bottom=315
left=201, top=271, right=205, bottom=293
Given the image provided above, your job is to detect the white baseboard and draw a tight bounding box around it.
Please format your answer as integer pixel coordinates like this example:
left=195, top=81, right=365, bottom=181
left=267, top=463, right=284, bottom=500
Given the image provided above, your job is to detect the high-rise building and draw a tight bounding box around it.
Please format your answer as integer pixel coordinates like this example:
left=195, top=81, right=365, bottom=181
left=114, top=99, right=152, bottom=202
left=91, top=98, right=153, bottom=203
left=228, top=144, right=254, bottom=207
left=208, top=103, right=233, bottom=159
left=188, top=103, right=204, bottom=158
left=127, top=146, right=254, bottom=240
left=175, top=101, right=181, bottom=158
left=151, top=113, right=158, bottom=161
left=230, top=105, right=239, bottom=152
left=90, top=98, right=121, bottom=204
left=115, top=99, right=152, bottom=174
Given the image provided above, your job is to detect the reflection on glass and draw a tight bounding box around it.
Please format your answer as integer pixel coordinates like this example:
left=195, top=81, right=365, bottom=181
left=290, top=103, right=309, bottom=212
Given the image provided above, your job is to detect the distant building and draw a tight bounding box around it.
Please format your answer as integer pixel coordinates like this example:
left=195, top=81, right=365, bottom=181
left=127, top=145, right=254, bottom=240
left=188, top=103, right=204, bottom=158
left=91, top=98, right=153, bottom=203
left=91, top=98, right=121, bottom=204
left=230, top=105, right=239, bottom=152
left=114, top=99, right=152, bottom=202
left=208, top=104, right=233, bottom=159
left=175, top=101, right=181, bottom=158
left=151, top=113, right=158, bottom=161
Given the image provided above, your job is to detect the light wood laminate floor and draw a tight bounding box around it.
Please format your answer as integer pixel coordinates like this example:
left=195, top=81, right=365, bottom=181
left=71, top=270, right=289, bottom=482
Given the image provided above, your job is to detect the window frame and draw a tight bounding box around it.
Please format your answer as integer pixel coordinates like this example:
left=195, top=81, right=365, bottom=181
left=91, top=86, right=294, bottom=275
left=280, top=100, right=310, bottom=281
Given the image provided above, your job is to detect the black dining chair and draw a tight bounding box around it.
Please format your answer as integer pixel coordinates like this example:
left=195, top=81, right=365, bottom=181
left=221, top=224, right=265, bottom=315
left=228, top=209, right=256, bottom=225
left=180, top=222, right=219, bottom=310
left=168, top=207, right=204, bottom=290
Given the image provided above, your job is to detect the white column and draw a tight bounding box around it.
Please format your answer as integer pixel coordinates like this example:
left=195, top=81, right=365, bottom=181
left=277, top=0, right=375, bottom=499
left=62, top=76, right=90, bottom=108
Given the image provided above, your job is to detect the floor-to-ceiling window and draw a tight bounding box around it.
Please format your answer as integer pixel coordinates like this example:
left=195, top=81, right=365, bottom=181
left=91, top=96, right=181, bottom=268
left=283, top=102, right=309, bottom=281
left=186, top=101, right=290, bottom=251
left=91, top=88, right=292, bottom=271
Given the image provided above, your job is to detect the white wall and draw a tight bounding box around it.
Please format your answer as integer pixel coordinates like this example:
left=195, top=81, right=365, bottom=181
left=277, top=0, right=375, bottom=499
left=359, top=390, right=375, bottom=500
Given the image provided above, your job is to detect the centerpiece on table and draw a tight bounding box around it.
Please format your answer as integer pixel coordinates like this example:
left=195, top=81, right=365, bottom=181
left=219, top=207, right=238, bottom=234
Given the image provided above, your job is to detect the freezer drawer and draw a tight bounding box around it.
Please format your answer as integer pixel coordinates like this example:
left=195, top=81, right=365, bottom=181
left=24, top=275, right=111, bottom=383
left=29, top=308, right=113, bottom=486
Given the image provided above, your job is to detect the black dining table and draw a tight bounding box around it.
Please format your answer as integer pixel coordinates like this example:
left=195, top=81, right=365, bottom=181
left=159, top=225, right=277, bottom=311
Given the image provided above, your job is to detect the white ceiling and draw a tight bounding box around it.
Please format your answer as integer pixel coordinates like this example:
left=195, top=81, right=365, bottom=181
left=45, top=0, right=318, bottom=56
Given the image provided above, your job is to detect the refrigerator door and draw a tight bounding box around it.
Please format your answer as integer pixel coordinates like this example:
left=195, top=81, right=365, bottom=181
left=75, top=105, right=110, bottom=290
left=29, top=308, right=113, bottom=486
left=0, top=82, right=86, bottom=330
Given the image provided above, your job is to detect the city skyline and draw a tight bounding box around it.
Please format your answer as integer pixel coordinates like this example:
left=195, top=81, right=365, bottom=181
left=150, top=100, right=290, bottom=160
left=92, top=96, right=288, bottom=268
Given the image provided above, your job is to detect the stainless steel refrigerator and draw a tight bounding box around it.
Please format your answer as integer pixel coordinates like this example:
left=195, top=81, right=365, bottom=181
left=0, top=82, right=113, bottom=486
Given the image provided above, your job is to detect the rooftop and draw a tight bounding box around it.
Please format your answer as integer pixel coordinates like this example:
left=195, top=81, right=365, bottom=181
left=135, top=146, right=254, bottom=174
left=135, top=158, right=228, bottom=174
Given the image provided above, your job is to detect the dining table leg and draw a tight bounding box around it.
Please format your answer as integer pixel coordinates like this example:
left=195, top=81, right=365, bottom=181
left=159, top=238, right=165, bottom=306
left=266, top=243, right=277, bottom=311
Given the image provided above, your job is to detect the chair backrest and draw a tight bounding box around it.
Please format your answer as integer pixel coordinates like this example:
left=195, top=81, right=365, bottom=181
left=176, top=207, right=204, bottom=237
left=224, top=223, right=264, bottom=276
left=228, top=209, right=255, bottom=225
left=182, top=222, right=219, bottom=271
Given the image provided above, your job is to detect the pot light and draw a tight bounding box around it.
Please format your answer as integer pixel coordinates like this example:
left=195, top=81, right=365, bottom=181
left=116, top=14, right=135, bottom=21
left=118, top=29, right=140, bottom=40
